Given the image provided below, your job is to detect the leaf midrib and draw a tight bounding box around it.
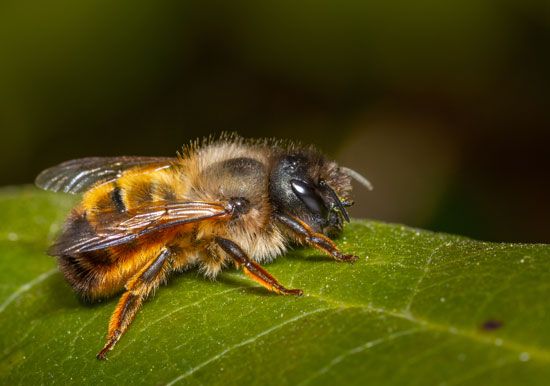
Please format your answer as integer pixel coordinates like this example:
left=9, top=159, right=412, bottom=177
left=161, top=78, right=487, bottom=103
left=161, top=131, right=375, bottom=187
left=305, top=291, right=550, bottom=364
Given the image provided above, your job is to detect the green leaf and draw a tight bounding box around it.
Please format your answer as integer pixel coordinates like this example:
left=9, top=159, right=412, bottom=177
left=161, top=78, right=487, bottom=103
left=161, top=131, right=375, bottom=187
left=1, top=187, right=549, bottom=385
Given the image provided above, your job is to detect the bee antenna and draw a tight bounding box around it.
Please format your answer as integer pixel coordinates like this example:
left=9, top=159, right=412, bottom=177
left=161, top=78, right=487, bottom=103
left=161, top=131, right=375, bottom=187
left=341, top=167, right=373, bottom=191
left=321, top=181, right=351, bottom=223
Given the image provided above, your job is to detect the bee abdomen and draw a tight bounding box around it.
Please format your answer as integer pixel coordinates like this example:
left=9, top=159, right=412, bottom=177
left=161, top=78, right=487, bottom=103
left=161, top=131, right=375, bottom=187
left=111, top=186, right=126, bottom=213
left=50, top=211, right=119, bottom=298
left=123, top=180, right=179, bottom=208
left=57, top=254, right=102, bottom=298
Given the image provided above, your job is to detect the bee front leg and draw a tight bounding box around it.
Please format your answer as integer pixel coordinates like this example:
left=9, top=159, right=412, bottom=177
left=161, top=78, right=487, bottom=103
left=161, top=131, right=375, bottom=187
left=215, top=237, right=303, bottom=296
left=97, top=247, right=172, bottom=360
left=274, top=213, right=358, bottom=262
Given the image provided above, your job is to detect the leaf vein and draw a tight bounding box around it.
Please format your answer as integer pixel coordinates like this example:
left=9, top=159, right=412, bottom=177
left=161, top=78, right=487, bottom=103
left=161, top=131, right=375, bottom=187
left=306, top=292, right=550, bottom=364
left=0, top=268, right=57, bottom=314
left=298, top=327, right=420, bottom=385
left=163, top=307, right=332, bottom=385
left=403, top=241, right=449, bottom=313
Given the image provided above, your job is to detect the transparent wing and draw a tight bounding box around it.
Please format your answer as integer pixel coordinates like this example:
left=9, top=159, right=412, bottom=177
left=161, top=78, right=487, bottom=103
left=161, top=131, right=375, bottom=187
left=35, top=156, right=175, bottom=194
left=57, top=201, right=230, bottom=254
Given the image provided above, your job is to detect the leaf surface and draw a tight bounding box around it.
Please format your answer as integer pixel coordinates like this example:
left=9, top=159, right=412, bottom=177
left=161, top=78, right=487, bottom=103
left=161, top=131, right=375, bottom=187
left=0, top=187, right=549, bottom=385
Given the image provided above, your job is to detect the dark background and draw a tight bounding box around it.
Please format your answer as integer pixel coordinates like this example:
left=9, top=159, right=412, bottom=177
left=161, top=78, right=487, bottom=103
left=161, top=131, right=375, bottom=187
left=1, top=1, right=548, bottom=243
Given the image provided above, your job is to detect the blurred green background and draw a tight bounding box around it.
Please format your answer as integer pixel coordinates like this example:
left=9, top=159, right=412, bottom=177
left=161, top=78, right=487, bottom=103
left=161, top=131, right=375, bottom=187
left=0, top=1, right=548, bottom=243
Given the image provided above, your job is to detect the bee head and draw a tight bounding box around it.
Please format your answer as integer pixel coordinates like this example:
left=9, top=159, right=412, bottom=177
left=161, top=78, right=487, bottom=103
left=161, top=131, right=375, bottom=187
left=269, top=151, right=353, bottom=236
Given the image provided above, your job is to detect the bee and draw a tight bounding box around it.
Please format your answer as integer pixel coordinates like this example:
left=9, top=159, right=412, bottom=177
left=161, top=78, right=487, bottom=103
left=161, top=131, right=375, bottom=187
left=35, top=135, right=372, bottom=359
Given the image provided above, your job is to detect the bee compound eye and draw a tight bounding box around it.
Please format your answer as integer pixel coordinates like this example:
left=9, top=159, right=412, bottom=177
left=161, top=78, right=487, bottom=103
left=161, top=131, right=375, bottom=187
left=290, top=179, right=328, bottom=217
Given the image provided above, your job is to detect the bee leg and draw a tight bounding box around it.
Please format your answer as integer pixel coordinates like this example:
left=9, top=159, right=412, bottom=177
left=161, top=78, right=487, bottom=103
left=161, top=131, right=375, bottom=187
left=97, top=247, right=172, bottom=360
left=275, top=213, right=358, bottom=262
left=215, top=237, right=303, bottom=296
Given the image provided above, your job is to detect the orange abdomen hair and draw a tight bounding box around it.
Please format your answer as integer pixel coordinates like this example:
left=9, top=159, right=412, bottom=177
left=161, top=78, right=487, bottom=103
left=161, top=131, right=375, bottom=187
left=52, top=167, right=193, bottom=300
left=54, top=208, right=184, bottom=300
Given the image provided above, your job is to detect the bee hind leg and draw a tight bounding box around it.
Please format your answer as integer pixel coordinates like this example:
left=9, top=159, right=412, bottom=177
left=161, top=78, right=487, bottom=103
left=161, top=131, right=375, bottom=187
left=97, top=247, right=172, bottom=360
left=274, top=213, right=358, bottom=262
left=215, top=237, right=303, bottom=296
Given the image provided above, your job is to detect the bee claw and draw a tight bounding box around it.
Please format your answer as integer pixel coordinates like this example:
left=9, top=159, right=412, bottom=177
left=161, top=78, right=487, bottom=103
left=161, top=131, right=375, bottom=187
left=96, top=331, right=120, bottom=360
left=96, top=350, right=108, bottom=361
left=336, top=254, right=359, bottom=263
left=292, top=289, right=304, bottom=296
left=280, top=288, right=304, bottom=296
left=97, top=343, right=114, bottom=360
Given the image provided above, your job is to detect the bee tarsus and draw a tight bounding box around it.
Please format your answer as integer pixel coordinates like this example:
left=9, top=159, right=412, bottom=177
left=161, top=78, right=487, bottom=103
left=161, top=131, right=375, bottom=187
left=274, top=213, right=359, bottom=263
left=98, top=247, right=173, bottom=360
